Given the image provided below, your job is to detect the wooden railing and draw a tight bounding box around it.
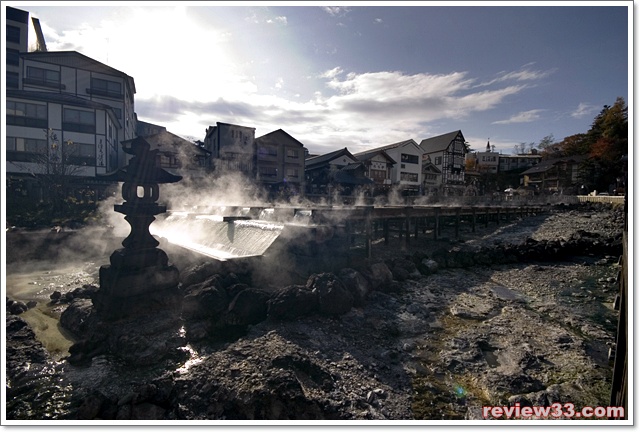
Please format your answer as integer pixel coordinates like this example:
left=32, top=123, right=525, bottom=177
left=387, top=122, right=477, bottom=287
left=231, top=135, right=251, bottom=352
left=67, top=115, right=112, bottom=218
left=577, top=195, right=625, bottom=204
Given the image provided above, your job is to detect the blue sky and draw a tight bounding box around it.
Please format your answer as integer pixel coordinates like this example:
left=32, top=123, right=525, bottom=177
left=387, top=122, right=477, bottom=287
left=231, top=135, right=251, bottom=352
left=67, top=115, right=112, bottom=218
left=9, top=2, right=631, bottom=155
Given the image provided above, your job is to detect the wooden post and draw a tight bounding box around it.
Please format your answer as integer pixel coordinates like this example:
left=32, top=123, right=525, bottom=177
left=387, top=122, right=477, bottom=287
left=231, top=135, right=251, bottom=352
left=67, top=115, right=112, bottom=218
left=434, top=207, right=440, bottom=240
left=485, top=207, right=490, bottom=228
left=384, top=219, right=389, bottom=245
left=454, top=207, right=461, bottom=239
left=365, top=206, right=372, bottom=259
left=472, top=207, right=477, bottom=233
left=405, top=206, right=411, bottom=246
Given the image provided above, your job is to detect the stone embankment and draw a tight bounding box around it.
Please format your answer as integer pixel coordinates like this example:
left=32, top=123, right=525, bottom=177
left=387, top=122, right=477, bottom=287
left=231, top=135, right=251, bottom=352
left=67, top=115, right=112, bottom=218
left=5, top=202, right=626, bottom=421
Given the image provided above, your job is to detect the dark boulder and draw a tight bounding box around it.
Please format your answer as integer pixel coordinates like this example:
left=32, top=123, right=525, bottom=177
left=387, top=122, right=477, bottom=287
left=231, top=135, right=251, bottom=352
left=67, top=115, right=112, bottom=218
left=306, top=273, right=353, bottom=316
left=60, top=298, right=96, bottom=336
left=268, top=285, right=318, bottom=320
left=180, top=262, right=222, bottom=289
left=182, top=275, right=228, bottom=321
left=337, top=268, right=371, bottom=306
left=226, top=288, right=270, bottom=326
left=363, top=262, right=394, bottom=292
left=7, top=300, right=28, bottom=315
left=391, top=258, right=421, bottom=280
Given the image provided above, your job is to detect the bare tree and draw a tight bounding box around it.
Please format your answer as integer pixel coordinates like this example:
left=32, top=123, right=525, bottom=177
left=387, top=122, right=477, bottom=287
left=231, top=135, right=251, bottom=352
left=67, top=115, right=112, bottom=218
left=13, top=128, right=86, bottom=215
left=514, top=142, right=527, bottom=155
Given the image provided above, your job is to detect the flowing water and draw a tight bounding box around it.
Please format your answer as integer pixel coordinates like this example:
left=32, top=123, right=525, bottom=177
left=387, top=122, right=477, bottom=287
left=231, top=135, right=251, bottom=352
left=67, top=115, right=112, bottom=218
left=6, top=262, right=100, bottom=360
left=150, top=212, right=285, bottom=261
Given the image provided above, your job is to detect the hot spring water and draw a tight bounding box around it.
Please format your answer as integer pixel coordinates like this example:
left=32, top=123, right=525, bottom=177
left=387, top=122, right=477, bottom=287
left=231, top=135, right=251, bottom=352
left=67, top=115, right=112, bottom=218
left=150, top=211, right=286, bottom=261
left=6, top=208, right=297, bottom=360
left=6, top=262, right=100, bottom=360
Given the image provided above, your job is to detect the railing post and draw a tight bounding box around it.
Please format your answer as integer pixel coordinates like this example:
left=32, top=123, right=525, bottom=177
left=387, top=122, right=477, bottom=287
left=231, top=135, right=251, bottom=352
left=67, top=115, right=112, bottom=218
left=472, top=207, right=477, bottom=233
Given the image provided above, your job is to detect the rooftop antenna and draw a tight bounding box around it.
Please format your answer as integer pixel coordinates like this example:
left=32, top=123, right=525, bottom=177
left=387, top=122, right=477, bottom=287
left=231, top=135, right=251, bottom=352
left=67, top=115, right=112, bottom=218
left=32, top=17, right=47, bottom=52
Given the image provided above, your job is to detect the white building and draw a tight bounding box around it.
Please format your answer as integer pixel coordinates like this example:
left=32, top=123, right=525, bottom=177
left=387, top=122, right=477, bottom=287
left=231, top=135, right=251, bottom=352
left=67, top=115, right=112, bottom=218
left=362, top=139, right=424, bottom=195
left=5, top=7, right=138, bottom=205
left=467, top=140, right=500, bottom=174
left=7, top=52, right=136, bottom=171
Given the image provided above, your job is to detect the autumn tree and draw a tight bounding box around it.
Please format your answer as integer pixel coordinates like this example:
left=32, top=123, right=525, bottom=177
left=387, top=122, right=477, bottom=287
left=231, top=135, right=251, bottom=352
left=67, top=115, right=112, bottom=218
left=586, top=97, right=628, bottom=191
left=556, top=133, right=591, bottom=157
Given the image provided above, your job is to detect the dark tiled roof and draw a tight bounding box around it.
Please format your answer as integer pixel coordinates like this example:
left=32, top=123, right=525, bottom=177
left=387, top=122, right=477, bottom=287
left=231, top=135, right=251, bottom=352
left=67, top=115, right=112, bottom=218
left=353, top=149, right=397, bottom=164
left=521, top=155, right=588, bottom=175
left=332, top=169, right=374, bottom=185
left=362, top=139, right=421, bottom=154
left=341, top=162, right=363, bottom=171
left=305, top=147, right=356, bottom=168
left=419, top=130, right=462, bottom=152
left=256, top=129, right=305, bottom=148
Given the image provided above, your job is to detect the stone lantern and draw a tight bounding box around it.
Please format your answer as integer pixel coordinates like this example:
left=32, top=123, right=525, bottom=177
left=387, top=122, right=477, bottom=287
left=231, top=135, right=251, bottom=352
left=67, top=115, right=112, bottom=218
left=94, top=136, right=183, bottom=321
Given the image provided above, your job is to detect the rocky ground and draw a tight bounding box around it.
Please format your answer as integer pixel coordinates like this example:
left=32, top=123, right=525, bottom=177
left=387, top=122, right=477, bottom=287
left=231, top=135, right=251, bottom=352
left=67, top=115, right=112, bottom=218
left=5, top=202, right=627, bottom=422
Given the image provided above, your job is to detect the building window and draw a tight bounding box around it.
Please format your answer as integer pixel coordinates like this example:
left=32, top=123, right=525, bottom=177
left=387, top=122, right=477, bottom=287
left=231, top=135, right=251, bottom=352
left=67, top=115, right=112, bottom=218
left=6, top=137, right=48, bottom=162
left=7, top=71, right=19, bottom=88
left=286, top=149, right=299, bottom=159
left=156, top=152, right=179, bottom=169
left=258, top=146, right=277, bottom=157
left=286, top=168, right=299, bottom=178
left=7, top=25, right=21, bottom=43
left=63, top=108, right=96, bottom=133
left=434, top=156, right=442, bottom=165
left=65, top=141, right=96, bottom=166
left=400, top=172, right=418, bottom=182
left=6, top=100, right=47, bottom=128
left=370, top=169, right=386, bottom=182
left=401, top=153, right=419, bottom=164
left=259, top=166, right=278, bottom=177
left=7, top=48, right=20, bottom=66
left=25, top=66, right=62, bottom=88
left=89, top=78, right=123, bottom=99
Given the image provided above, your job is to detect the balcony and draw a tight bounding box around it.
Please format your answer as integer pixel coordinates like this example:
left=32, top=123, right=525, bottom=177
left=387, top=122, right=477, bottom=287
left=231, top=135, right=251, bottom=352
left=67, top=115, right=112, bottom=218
left=86, top=88, right=124, bottom=100
left=23, top=78, right=66, bottom=90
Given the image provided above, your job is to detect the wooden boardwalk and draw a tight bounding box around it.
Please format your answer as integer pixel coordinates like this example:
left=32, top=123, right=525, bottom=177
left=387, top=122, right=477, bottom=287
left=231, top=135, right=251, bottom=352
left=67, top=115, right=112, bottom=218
left=291, top=204, right=548, bottom=258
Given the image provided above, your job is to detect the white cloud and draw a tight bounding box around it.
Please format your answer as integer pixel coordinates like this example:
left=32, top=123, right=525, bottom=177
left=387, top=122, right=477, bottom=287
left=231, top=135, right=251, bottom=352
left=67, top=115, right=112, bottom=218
left=267, top=16, right=287, bottom=25
left=320, top=67, right=344, bottom=79
left=498, top=69, right=554, bottom=82
left=375, top=18, right=383, bottom=24
left=133, top=66, right=535, bottom=154
left=35, top=6, right=541, bottom=155
left=41, top=7, right=251, bottom=103
left=321, top=6, right=350, bottom=17
left=492, top=109, right=545, bottom=125
left=478, top=66, right=555, bottom=87
left=571, top=102, right=598, bottom=119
